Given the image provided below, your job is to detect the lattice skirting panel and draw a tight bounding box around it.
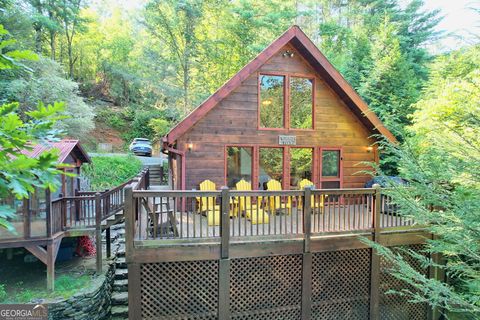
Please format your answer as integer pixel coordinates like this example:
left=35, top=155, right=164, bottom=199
left=311, top=248, right=371, bottom=320
left=230, top=254, right=303, bottom=319
left=136, top=246, right=429, bottom=320
left=140, top=260, right=219, bottom=319
left=379, top=244, right=428, bottom=320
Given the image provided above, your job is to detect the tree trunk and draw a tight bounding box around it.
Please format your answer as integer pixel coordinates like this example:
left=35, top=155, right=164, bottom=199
left=50, top=31, right=56, bottom=61
left=34, top=26, right=42, bottom=53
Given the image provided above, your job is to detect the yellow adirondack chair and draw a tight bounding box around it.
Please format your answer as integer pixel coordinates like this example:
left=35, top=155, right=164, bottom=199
left=266, top=179, right=292, bottom=214
left=298, top=179, right=325, bottom=214
left=196, top=180, right=236, bottom=226
left=235, top=180, right=269, bottom=224
left=196, top=180, right=221, bottom=226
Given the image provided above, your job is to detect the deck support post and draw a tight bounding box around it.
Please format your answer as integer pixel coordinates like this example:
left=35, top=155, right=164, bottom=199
left=370, top=185, right=382, bottom=320
left=95, top=192, right=102, bottom=274
left=46, top=242, right=55, bottom=291
left=106, top=227, right=111, bottom=258
left=301, top=186, right=313, bottom=320
left=218, top=187, right=231, bottom=319
left=46, top=189, right=52, bottom=237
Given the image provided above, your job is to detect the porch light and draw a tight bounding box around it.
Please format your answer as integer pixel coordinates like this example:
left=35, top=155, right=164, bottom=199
left=262, top=99, right=272, bottom=106
left=187, top=141, right=193, bottom=151
left=366, top=146, right=373, bottom=153
left=283, top=50, right=294, bottom=58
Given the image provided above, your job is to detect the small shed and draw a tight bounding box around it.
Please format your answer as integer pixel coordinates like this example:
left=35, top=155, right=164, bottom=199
left=163, top=26, right=396, bottom=191
left=21, top=139, right=91, bottom=198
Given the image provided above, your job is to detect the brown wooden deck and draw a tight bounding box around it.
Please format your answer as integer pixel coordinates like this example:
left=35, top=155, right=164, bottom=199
left=124, top=186, right=433, bottom=320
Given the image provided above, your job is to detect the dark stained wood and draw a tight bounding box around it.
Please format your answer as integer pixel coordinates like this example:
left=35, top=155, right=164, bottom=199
left=95, top=192, right=102, bottom=274
left=128, top=262, right=142, bottom=320
left=173, top=42, right=379, bottom=190
left=301, top=252, right=312, bottom=320
left=218, top=259, right=231, bottom=319
left=166, top=25, right=396, bottom=145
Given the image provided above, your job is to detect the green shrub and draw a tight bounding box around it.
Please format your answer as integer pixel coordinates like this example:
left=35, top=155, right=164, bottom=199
left=0, top=284, right=7, bottom=302
left=81, top=155, right=142, bottom=191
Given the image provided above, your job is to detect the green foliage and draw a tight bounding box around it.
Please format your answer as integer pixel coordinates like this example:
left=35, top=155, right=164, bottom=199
left=0, top=275, right=90, bottom=303
left=0, top=24, right=38, bottom=70
left=81, top=155, right=142, bottom=191
left=1, top=57, right=95, bottom=139
left=0, top=25, right=66, bottom=232
left=370, top=45, right=480, bottom=317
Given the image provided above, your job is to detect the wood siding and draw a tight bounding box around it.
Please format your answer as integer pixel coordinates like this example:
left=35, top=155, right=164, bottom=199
left=177, top=43, right=376, bottom=190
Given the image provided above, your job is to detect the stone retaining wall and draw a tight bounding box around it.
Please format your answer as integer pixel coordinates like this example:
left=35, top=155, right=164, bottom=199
left=47, top=260, right=115, bottom=320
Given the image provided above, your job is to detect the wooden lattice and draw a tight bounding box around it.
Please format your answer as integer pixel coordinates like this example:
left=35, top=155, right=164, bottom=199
left=140, top=260, right=219, bottom=319
left=230, top=254, right=302, bottom=319
left=311, top=249, right=371, bottom=319
left=380, top=244, right=428, bottom=320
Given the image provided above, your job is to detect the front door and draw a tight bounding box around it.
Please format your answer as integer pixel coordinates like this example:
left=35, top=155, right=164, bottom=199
left=319, top=148, right=342, bottom=189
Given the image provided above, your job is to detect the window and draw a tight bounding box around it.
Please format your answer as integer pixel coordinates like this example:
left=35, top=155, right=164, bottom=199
left=226, top=147, right=253, bottom=188
left=290, top=148, right=313, bottom=189
left=259, top=75, right=285, bottom=128
left=290, top=77, right=313, bottom=129
left=259, top=74, right=314, bottom=130
left=320, top=149, right=341, bottom=189
left=259, top=148, right=283, bottom=189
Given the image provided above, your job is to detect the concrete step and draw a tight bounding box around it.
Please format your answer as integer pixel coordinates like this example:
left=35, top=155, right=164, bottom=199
left=116, top=257, right=127, bottom=268
left=117, top=250, right=125, bottom=257
left=110, top=305, right=128, bottom=318
left=111, top=292, right=128, bottom=306
left=113, top=279, right=128, bottom=292
left=114, top=268, right=128, bottom=280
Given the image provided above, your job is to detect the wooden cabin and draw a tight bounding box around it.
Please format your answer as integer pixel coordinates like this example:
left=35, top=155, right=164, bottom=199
left=162, top=26, right=396, bottom=191
left=1, top=139, right=91, bottom=240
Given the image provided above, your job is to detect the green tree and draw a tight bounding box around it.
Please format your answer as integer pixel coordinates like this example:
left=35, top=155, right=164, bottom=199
left=0, top=24, right=66, bottom=232
left=370, top=45, right=480, bottom=318
left=2, top=57, right=95, bottom=139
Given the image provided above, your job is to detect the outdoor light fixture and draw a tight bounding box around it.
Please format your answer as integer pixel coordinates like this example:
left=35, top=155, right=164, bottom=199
left=262, top=99, right=272, bottom=106
left=366, top=146, right=373, bottom=153
left=187, top=141, right=193, bottom=151
left=283, top=50, right=294, bottom=58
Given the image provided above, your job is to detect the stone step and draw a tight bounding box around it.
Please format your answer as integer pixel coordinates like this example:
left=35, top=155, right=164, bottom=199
left=117, top=250, right=125, bottom=257
left=110, top=305, right=128, bottom=318
left=116, top=257, right=127, bottom=268
left=114, top=268, right=128, bottom=280
left=114, top=279, right=128, bottom=292
left=111, top=292, right=128, bottom=306
left=113, top=279, right=127, bottom=287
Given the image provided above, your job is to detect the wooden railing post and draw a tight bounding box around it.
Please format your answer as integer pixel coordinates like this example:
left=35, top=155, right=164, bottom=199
left=95, top=192, right=102, bottom=274
left=302, top=186, right=313, bottom=320
left=59, top=193, right=66, bottom=230
left=23, top=198, right=31, bottom=239
left=218, top=186, right=231, bottom=320
left=370, top=185, right=382, bottom=320
left=46, top=189, right=52, bottom=238
left=124, top=186, right=134, bottom=260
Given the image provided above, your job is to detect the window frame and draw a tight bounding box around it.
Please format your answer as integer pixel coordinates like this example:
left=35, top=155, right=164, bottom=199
left=257, top=72, right=315, bottom=131
left=318, top=147, right=343, bottom=189
left=224, top=145, right=255, bottom=188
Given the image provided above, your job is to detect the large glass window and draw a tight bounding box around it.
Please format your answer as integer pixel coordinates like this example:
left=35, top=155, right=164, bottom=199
left=290, top=77, right=313, bottom=129
left=259, top=148, right=283, bottom=189
left=226, top=146, right=253, bottom=188
left=290, top=148, right=313, bottom=189
left=259, top=75, right=284, bottom=128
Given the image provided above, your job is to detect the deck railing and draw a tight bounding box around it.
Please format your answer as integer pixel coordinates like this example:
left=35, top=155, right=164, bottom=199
left=128, top=185, right=417, bottom=242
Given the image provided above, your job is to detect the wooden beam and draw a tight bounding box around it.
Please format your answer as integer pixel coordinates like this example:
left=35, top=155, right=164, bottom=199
left=25, top=245, right=47, bottom=265
left=46, top=243, right=55, bottom=291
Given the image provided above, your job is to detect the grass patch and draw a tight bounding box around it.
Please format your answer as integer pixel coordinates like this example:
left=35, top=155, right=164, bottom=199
left=0, top=274, right=91, bottom=303
left=81, top=154, right=142, bottom=191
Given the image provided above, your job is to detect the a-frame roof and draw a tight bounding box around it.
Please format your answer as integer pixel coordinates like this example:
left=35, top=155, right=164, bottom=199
left=165, top=25, right=397, bottom=144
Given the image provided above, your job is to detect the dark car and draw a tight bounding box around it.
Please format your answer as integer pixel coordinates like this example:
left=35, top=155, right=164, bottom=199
left=365, top=176, right=408, bottom=215
left=129, top=138, right=152, bottom=157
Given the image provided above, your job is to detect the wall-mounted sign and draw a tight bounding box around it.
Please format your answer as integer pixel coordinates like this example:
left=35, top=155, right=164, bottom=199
left=279, top=135, right=296, bottom=145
